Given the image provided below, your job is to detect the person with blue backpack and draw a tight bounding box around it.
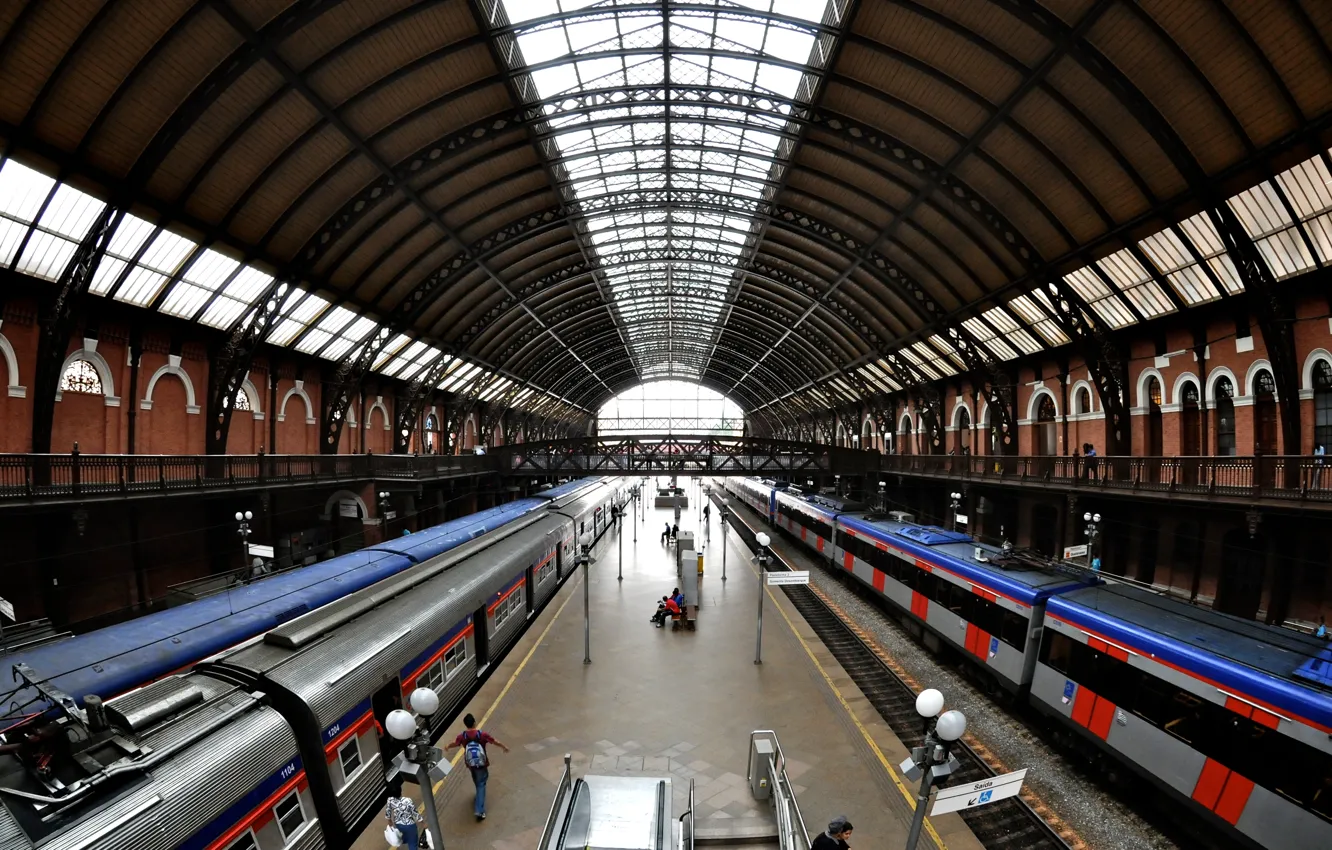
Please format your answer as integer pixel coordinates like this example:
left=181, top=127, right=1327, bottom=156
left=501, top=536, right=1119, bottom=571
left=445, top=713, right=510, bottom=821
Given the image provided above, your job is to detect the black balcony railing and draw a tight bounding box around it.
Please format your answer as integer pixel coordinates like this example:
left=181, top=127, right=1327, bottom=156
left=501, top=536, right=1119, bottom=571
left=0, top=451, right=496, bottom=502
left=880, top=454, right=1332, bottom=502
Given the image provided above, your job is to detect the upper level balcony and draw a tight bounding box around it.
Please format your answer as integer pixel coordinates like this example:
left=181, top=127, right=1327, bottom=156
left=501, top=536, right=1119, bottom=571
left=879, top=453, right=1332, bottom=509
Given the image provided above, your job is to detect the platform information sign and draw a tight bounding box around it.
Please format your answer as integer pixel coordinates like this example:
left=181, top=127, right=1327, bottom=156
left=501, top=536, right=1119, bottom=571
left=247, top=544, right=276, bottom=559
left=1062, top=544, right=1088, bottom=559
left=766, top=571, right=810, bottom=586
left=930, top=768, right=1027, bottom=816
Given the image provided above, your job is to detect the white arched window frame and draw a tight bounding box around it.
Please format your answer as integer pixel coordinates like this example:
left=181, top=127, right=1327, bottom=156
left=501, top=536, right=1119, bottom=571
left=278, top=380, right=316, bottom=424
left=141, top=358, right=201, bottom=414
left=1024, top=387, right=1060, bottom=424
left=54, top=347, right=119, bottom=407
left=1300, top=349, right=1332, bottom=399
left=0, top=332, right=25, bottom=398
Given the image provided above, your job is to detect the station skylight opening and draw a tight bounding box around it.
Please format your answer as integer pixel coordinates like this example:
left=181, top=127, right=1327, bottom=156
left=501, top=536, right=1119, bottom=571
left=492, top=0, right=843, bottom=380
left=597, top=380, right=745, bottom=436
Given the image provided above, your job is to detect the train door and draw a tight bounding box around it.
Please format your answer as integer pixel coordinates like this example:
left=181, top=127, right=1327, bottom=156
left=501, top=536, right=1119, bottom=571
left=526, top=557, right=536, bottom=616
left=473, top=607, right=491, bottom=671
left=372, top=680, right=406, bottom=763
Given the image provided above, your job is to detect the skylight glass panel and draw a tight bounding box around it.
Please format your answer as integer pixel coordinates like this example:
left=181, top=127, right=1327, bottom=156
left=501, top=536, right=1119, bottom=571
left=899, top=346, right=939, bottom=380
left=159, top=248, right=242, bottom=319
left=383, top=340, right=429, bottom=378
left=1275, top=155, right=1332, bottom=264
left=116, top=228, right=197, bottom=307
left=296, top=304, right=357, bottom=354
left=322, top=316, right=379, bottom=361
left=494, top=0, right=832, bottom=379
left=441, top=362, right=479, bottom=391
left=90, top=214, right=156, bottom=295
left=268, top=292, right=328, bottom=346
left=374, top=334, right=413, bottom=370
left=1096, top=249, right=1174, bottom=319
left=1008, top=293, right=1068, bottom=346
left=0, top=160, right=55, bottom=265
left=1063, top=267, right=1134, bottom=329
left=200, top=267, right=277, bottom=329
left=961, top=316, right=1019, bottom=360
left=981, top=306, right=1040, bottom=355
left=1175, top=211, right=1244, bottom=295
left=1228, top=180, right=1314, bottom=279
left=1137, top=228, right=1222, bottom=306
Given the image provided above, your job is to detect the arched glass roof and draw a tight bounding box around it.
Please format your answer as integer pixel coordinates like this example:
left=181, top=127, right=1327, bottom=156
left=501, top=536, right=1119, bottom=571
left=497, top=0, right=841, bottom=380
left=598, top=379, right=745, bottom=435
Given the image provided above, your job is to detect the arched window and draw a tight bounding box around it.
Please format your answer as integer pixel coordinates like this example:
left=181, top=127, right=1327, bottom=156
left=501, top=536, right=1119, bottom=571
left=1035, top=394, right=1057, bottom=456
left=1253, top=369, right=1278, bottom=455
left=424, top=414, right=438, bottom=454
left=1074, top=387, right=1091, bottom=416
left=1215, top=377, right=1236, bottom=457
left=59, top=359, right=103, bottom=395
left=1180, top=382, right=1200, bottom=456
left=954, top=407, right=971, bottom=455
left=1145, top=376, right=1163, bottom=457
left=1313, top=360, right=1331, bottom=452
left=232, top=389, right=251, bottom=412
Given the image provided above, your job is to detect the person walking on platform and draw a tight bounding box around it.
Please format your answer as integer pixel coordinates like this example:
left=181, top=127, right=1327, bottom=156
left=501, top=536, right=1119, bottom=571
left=703, top=503, right=710, bottom=524
left=445, top=713, right=510, bottom=821
left=811, top=816, right=853, bottom=849
left=384, top=781, right=423, bottom=849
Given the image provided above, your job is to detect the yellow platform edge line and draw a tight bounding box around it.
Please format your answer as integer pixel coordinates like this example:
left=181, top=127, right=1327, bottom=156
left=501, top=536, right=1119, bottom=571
left=754, top=560, right=949, bottom=850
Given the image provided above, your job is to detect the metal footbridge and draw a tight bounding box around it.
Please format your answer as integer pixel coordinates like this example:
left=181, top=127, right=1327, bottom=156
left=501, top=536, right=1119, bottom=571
left=495, top=436, right=875, bottom=477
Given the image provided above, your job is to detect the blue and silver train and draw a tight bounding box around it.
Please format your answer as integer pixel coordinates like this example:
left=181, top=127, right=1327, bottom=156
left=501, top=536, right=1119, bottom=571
left=718, top=477, right=1332, bottom=850
left=0, top=477, right=628, bottom=850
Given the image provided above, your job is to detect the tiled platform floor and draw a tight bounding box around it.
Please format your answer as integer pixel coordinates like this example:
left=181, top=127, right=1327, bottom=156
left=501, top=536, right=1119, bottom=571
left=353, top=487, right=983, bottom=850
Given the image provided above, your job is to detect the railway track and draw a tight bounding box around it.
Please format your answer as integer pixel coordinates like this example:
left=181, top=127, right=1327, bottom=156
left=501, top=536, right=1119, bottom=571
left=720, top=503, right=1077, bottom=850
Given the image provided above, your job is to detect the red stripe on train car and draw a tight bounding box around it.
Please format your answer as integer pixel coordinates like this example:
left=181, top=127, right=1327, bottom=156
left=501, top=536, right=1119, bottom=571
left=843, top=551, right=854, bottom=571
left=872, top=569, right=886, bottom=593
left=816, top=536, right=825, bottom=553
left=205, top=772, right=310, bottom=850
left=1191, top=758, right=1230, bottom=810
left=1088, top=697, right=1116, bottom=740
left=324, top=711, right=374, bottom=761
left=1088, top=637, right=1108, bottom=653
left=1070, top=686, right=1097, bottom=729
left=1213, top=773, right=1255, bottom=825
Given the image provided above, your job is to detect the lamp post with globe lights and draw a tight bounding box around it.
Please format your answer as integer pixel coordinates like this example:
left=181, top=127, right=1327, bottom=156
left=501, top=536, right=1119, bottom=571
left=719, top=498, right=730, bottom=581
left=234, top=511, right=253, bottom=579
left=949, top=492, right=963, bottom=531
left=754, top=532, right=771, bottom=664
left=900, top=688, right=967, bottom=850
left=1083, top=511, right=1102, bottom=570
left=385, top=687, right=449, bottom=850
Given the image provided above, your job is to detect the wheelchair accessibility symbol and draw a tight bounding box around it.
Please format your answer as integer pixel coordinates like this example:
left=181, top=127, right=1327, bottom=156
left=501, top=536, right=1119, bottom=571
left=978, top=790, right=993, bottom=804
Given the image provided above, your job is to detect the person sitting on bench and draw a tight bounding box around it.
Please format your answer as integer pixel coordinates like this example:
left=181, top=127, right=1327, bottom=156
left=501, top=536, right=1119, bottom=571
left=651, top=596, right=681, bottom=627
left=661, top=523, right=671, bottom=545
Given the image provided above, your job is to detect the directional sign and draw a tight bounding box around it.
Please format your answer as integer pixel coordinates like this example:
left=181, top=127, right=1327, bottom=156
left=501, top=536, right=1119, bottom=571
left=931, top=768, right=1027, bottom=816
left=766, top=571, right=810, bottom=586
left=247, top=544, right=276, bottom=559
left=1062, top=544, right=1088, bottom=559
left=954, top=513, right=969, bottom=526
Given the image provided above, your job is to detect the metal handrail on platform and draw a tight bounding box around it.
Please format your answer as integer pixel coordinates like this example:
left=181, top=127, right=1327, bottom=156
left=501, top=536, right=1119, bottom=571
left=539, top=754, right=574, bottom=850
left=748, top=730, right=810, bottom=849
left=678, top=779, right=695, bottom=850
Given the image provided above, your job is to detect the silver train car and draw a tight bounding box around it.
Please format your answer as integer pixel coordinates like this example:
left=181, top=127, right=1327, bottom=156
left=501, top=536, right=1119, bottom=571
left=0, top=479, right=627, bottom=850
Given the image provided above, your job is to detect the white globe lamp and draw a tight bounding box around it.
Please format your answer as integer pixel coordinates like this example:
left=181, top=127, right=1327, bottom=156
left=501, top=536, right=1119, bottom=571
left=408, top=687, right=439, bottom=716
left=756, top=532, right=771, bottom=548
left=385, top=708, right=418, bottom=741
left=915, top=688, right=944, bottom=718
left=935, top=709, right=968, bottom=742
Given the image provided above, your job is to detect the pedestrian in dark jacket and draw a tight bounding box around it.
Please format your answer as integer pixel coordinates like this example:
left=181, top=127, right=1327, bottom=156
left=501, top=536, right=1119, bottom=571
left=811, top=816, right=853, bottom=849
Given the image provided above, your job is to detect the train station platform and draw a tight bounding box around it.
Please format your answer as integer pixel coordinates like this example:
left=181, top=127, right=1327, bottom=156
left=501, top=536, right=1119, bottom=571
left=353, top=494, right=984, bottom=850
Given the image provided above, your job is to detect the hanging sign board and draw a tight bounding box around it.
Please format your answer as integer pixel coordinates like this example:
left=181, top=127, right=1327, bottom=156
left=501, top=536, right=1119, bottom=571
left=247, top=544, right=276, bottom=559
left=766, top=571, right=810, bottom=586
left=931, top=769, right=1028, bottom=816
left=1063, top=544, right=1088, bottom=559
left=338, top=500, right=360, bottom=518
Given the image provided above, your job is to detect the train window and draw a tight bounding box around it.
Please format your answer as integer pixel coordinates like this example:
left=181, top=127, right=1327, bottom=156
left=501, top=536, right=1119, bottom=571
left=1159, top=691, right=1203, bottom=744
left=537, top=560, right=554, bottom=585
left=224, top=832, right=258, bottom=850
left=419, top=660, right=445, bottom=694
left=444, top=641, right=468, bottom=678
left=1039, top=631, right=1073, bottom=675
left=274, top=792, right=306, bottom=843
left=998, top=609, right=1027, bottom=648
left=339, top=737, right=362, bottom=779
